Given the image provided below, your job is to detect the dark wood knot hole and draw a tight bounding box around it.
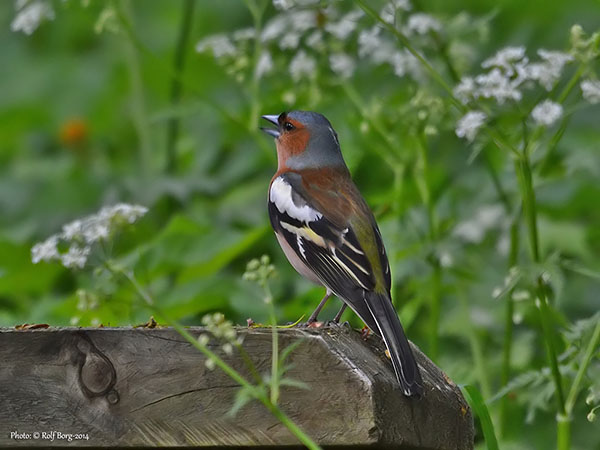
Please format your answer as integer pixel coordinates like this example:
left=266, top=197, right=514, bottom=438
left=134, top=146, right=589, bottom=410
left=75, top=332, right=118, bottom=402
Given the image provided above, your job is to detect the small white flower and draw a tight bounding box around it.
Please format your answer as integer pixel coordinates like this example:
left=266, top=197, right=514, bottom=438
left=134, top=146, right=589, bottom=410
left=454, top=77, right=476, bottom=104
left=305, top=31, right=323, bottom=48
left=358, top=27, right=395, bottom=64
left=222, top=343, right=233, bottom=355
left=60, top=245, right=91, bottom=269
left=273, top=0, right=294, bottom=10
left=30, top=203, right=148, bottom=269
left=581, top=79, right=600, bottom=104
left=537, top=49, right=573, bottom=68
left=11, top=0, right=55, bottom=35
left=531, top=100, right=563, bottom=126
left=475, top=68, right=522, bottom=103
left=325, top=10, right=363, bottom=39
left=262, top=15, right=288, bottom=41
left=455, top=110, right=486, bottom=142
left=406, top=13, right=441, bottom=35
left=492, top=287, right=503, bottom=299
left=391, top=49, right=420, bottom=79
left=255, top=51, right=273, bottom=79
left=482, top=46, right=526, bottom=75
left=380, top=0, right=411, bottom=23
left=205, top=358, right=216, bottom=370
left=289, top=50, right=316, bottom=81
left=290, top=10, right=317, bottom=33
left=439, top=251, right=453, bottom=268
left=380, top=4, right=397, bottom=25
left=196, top=34, right=236, bottom=59
left=279, top=32, right=301, bottom=50
left=329, top=53, right=356, bottom=79
left=31, top=235, right=59, bottom=264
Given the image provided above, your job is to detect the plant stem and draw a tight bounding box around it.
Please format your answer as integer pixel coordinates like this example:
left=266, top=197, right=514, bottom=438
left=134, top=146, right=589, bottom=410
left=499, top=211, right=520, bottom=436
left=340, top=82, right=402, bottom=167
left=244, top=0, right=268, bottom=132
left=263, top=282, right=280, bottom=406
left=459, top=292, right=492, bottom=399
left=113, top=0, right=273, bottom=157
left=120, top=0, right=152, bottom=179
left=165, top=0, right=196, bottom=174
left=514, top=154, right=568, bottom=448
left=106, top=263, right=320, bottom=449
left=415, top=133, right=441, bottom=360
left=355, top=0, right=458, bottom=107
left=356, top=0, right=523, bottom=158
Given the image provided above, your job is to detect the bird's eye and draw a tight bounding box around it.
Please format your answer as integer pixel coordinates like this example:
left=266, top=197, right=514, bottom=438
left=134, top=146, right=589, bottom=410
left=284, top=122, right=295, bottom=131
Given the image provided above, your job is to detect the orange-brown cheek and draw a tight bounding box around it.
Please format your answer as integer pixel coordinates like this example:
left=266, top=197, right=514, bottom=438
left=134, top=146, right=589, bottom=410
left=275, top=129, right=310, bottom=170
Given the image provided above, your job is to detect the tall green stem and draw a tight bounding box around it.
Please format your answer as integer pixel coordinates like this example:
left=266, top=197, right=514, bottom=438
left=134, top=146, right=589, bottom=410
left=165, top=0, right=196, bottom=174
left=499, top=211, right=520, bottom=436
left=244, top=0, right=267, bottom=132
left=263, top=282, right=280, bottom=405
left=415, top=133, right=441, bottom=360
left=459, top=292, right=492, bottom=399
left=121, top=0, right=152, bottom=179
left=107, top=263, right=320, bottom=450
left=514, top=155, right=567, bottom=449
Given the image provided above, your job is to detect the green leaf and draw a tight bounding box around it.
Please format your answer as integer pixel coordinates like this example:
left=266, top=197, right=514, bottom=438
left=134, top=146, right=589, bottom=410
left=462, top=384, right=499, bottom=450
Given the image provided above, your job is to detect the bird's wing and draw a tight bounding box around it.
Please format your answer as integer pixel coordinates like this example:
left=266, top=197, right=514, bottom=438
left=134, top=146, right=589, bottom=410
left=269, top=170, right=423, bottom=396
left=269, top=171, right=386, bottom=325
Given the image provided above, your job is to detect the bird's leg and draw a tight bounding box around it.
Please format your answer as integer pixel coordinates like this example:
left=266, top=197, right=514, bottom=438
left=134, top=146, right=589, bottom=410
left=333, top=303, right=347, bottom=323
left=306, top=291, right=332, bottom=324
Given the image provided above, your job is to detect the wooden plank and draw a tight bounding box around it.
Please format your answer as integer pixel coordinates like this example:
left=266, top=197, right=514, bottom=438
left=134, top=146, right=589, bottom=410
left=0, top=326, right=473, bottom=448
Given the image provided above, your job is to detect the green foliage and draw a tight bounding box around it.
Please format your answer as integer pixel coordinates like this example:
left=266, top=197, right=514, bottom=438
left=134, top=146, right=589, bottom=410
left=1, top=0, right=599, bottom=449
left=463, top=385, right=500, bottom=450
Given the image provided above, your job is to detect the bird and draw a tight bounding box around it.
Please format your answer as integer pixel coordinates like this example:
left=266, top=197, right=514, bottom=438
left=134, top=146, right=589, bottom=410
left=261, top=110, right=423, bottom=397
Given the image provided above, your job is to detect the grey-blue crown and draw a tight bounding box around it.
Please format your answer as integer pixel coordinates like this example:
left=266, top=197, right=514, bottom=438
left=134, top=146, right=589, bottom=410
left=285, top=110, right=333, bottom=128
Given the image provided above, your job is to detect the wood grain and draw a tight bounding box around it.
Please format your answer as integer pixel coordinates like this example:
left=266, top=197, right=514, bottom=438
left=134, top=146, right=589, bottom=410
left=0, top=325, right=473, bottom=448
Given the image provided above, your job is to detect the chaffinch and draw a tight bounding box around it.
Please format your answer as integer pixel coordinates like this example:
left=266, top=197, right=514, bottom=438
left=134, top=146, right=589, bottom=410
left=261, top=111, right=423, bottom=397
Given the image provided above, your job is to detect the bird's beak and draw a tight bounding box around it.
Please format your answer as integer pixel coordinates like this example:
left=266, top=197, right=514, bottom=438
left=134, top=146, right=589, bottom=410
left=260, top=114, right=280, bottom=138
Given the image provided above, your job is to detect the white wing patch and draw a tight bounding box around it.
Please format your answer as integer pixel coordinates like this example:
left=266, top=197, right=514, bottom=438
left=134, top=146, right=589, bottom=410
left=270, top=177, right=322, bottom=222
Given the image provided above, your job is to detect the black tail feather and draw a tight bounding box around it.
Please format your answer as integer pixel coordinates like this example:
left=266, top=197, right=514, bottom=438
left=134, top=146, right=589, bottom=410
left=364, top=291, right=423, bottom=397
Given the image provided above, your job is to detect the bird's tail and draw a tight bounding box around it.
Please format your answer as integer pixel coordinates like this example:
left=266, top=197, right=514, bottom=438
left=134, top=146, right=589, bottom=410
left=364, top=291, right=423, bottom=397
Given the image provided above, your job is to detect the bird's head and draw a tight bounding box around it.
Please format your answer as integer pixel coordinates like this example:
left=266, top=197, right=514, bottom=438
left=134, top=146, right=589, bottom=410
left=261, top=111, right=346, bottom=171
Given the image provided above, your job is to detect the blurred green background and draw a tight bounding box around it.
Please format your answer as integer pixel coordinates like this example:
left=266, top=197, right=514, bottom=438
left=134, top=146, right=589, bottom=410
left=1, top=1, right=599, bottom=449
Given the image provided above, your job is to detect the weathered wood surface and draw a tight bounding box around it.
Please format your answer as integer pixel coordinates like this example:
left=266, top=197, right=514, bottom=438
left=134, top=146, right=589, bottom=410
left=0, top=325, right=472, bottom=448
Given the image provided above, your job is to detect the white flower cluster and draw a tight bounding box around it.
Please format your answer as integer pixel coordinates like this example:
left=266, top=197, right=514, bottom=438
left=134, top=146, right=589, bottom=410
left=31, top=203, right=148, bottom=269
left=455, top=110, right=486, bottom=142
left=195, top=1, right=438, bottom=83
left=358, top=26, right=421, bottom=79
left=454, top=46, right=574, bottom=104
left=531, top=100, right=563, bottom=126
left=196, top=34, right=237, bottom=59
left=381, top=0, right=412, bottom=25
left=406, top=13, right=442, bottom=36
left=289, top=50, right=316, bottom=81
left=581, top=79, right=600, bottom=104
left=329, top=53, right=356, bottom=80
left=11, top=0, right=55, bottom=35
